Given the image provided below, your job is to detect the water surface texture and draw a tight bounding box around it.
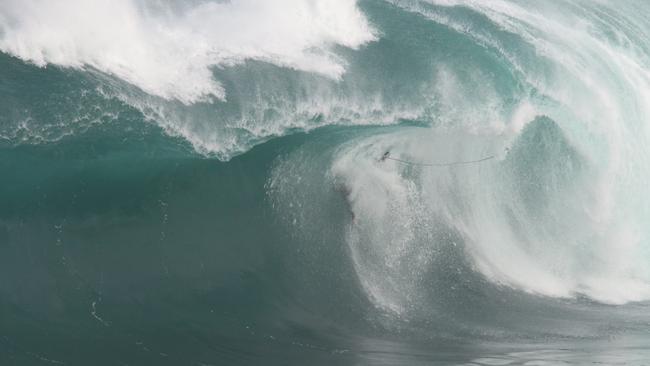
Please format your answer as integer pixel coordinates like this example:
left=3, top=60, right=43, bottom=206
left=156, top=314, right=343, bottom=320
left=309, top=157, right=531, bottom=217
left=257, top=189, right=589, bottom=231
left=2, top=1, right=650, bottom=365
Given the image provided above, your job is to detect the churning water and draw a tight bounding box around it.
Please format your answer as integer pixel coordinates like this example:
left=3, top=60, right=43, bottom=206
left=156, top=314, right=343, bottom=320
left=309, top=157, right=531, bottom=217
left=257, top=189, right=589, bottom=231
left=2, top=1, right=650, bottom=365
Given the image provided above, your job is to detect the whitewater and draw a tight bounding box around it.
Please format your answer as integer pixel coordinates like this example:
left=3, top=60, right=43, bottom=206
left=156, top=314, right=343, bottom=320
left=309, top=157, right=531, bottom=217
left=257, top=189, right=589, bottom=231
left=1, top=0, right=650, bottom=365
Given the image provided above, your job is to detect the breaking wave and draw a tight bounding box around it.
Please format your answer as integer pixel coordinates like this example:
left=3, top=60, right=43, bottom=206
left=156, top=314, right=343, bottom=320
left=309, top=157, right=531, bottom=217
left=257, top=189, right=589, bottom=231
left=2, top=0, right=650, bottom=364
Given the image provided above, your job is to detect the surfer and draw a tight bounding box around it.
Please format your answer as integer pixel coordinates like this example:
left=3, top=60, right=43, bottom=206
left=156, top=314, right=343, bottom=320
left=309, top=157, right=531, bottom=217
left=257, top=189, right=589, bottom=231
left=379, top=151, right=390, bottom=162
left=335, top=184, right=356, bottom=222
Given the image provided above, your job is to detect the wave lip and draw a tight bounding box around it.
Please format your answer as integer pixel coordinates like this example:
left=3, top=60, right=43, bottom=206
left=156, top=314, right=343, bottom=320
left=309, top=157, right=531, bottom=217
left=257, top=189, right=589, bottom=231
left=0, top=0, right=376, bottom=104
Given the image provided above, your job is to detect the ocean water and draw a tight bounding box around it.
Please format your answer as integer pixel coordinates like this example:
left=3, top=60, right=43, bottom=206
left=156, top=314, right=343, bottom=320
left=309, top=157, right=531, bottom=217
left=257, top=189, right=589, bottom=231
left=2, top=1, right=650, bottom=365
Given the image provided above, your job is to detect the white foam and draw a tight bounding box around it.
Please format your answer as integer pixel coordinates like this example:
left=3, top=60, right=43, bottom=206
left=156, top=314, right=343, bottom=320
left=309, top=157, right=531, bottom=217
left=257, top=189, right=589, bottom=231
left=0, top=0, right=376, bottom=104
left=373, top=0, right=650, bottom=305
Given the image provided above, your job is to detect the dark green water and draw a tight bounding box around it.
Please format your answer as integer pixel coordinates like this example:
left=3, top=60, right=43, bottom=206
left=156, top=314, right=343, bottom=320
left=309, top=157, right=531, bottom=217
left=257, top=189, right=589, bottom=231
left=2, top=1, right=650, bottom=365
left=3, top=128, right=650, bottom=365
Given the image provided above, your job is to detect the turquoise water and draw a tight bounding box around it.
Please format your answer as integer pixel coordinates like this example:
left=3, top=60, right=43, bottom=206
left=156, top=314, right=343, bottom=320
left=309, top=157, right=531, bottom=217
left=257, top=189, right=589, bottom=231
left=2, top=1, right=650, bottom=365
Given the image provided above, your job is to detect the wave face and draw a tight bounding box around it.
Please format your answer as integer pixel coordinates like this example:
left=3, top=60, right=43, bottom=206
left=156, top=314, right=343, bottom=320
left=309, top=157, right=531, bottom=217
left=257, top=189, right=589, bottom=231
left=2, top=0, right=650, bottom=365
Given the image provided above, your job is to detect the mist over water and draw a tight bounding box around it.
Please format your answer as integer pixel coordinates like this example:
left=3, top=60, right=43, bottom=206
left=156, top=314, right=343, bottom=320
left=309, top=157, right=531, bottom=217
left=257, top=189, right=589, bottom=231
left=2, top=1, right=650, bottom=365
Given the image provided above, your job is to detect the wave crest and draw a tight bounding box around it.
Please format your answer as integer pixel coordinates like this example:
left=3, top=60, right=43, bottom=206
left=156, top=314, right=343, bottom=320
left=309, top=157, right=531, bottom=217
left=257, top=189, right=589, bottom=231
left=0, top=0, right=376, bottom=104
